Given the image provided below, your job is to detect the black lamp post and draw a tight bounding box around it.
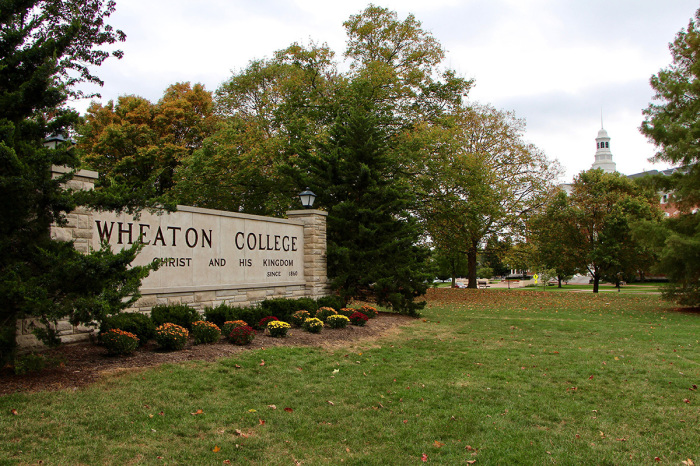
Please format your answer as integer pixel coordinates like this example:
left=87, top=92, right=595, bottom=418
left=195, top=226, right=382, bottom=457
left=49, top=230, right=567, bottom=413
left=298, top=188, right=316, bottom=209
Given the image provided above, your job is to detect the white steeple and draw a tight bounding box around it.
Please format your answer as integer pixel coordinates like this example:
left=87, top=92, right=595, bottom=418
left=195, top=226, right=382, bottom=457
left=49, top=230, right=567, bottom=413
left=591, top=118, right=617, bottom=173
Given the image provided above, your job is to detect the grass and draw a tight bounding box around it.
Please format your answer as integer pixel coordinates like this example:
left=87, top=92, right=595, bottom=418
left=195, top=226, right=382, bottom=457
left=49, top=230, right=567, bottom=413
left=1, top=291, right=698, bottom=464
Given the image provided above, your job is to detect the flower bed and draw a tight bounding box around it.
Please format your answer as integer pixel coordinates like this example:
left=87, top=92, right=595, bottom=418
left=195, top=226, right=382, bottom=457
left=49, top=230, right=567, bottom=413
left=326, top=314, right=350, bottom=329
left=191, top=321, right=221, bottom=345
left=303, top=317, right=324, bottom=333
left=267, top=320, right=291, bottom=338
left=349, top=312, right=369, bottom=327
left=155, top=323, right=189, bottom=351
left=101, top=329, right=139, bottom=355
left=229, top=325, right=256, bottom=345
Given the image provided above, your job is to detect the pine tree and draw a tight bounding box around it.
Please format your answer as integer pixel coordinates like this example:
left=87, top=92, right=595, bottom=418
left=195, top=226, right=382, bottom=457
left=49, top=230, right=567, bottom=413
left=0, top=1, right=153, bottom=363
left=308, top=82, right=430, bottom=315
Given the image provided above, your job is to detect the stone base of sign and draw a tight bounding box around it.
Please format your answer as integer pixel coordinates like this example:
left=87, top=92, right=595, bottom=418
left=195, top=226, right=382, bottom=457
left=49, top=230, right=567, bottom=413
left=17, top=167, right=331, bottom=350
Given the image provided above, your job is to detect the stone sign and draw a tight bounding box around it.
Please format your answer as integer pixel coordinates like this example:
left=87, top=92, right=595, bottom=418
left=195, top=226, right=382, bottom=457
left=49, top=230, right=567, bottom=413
left=92, top=206, right=306, bottom=293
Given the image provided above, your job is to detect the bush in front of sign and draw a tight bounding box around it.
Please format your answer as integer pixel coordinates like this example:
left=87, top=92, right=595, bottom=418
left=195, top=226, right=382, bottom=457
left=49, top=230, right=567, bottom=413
left=315, top=307, right=337, bottom=322
left=349, top=312, right=369, bottom=327
left=100, top=312, right=155, bottom=346
left=155, top=323, right=189, bottom=351
left=204, top=303, right=237, bottom=328
left=222, top=320, right=248, bottom=339
left=229, top=325, right=256, bottom=345
left=267, top=320, right=291, bottom=338
left=303, top=317, right=324, bottom=334
left=326, top=315, right=350, bottom=329
left=191, top=321, right=221, bottom=345
left=151, top=305, right=200, bottom=330
left=291, top=310, right=311, bottom=327
left=101, top=329, right=139, bottom=356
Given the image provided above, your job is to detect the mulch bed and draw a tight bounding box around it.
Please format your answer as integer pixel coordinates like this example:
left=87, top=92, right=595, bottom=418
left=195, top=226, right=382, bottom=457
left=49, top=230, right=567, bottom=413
left=0, top=312, right=415, bottom=397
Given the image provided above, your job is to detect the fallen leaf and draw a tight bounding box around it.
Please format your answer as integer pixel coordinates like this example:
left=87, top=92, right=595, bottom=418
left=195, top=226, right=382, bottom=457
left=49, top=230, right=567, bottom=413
left=616, top=438, right=627, bottom=442
left=346, top=447, right=350, bottom=453
left=284, top=407, right=294, bottom=413
left=10, top=409, right=18, bottom=415
left=234, top=364, right=241, bottom=369
left=684, top=399, right=691, bottom=404
left=259, top=360, right=265, bottom=366
left=159, top=411, right=164, bottom=416
left=149, top=414, right=154, bottom=418
left=223, top=461, right=231, bottom=464
left=212, top=446, right=221, bottom=453
left=327, top=401, right=335, bottom=406
left=654, top=457, right=661, bottom=462
left=421, top=453, right=428, bottom=462
left=465, top=445, right=475, bottom=451
left=332, top=369, right=339, bottom=374
left=233, top=429, right=248, bottom=438
left=599, top=431, right=606, bottom=438
left=248, top=409, right=257, bottom=413
left=296, top=367, right=302, bottom=371
left=466, top=461, right=476, bottom=465
left=681, top=459, right=694, bottom=466
left=191, top=409, right=204, bottom=415
left=268, top=405, right=277, bottom=410
left=589, top=375, right=595, bottom=380
left=434, top=441, right=445, bottom=448
left=403, top=420, right=408, bottom=424
left=259, top=419, right=265, bottom=425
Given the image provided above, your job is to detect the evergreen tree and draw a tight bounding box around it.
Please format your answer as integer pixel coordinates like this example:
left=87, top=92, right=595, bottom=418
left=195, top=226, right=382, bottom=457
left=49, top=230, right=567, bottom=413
left=0, top=1, right=153, bottom=363
left=640, top=7, right=700, bottom=305
left=307, top=82, right=430, bottom=315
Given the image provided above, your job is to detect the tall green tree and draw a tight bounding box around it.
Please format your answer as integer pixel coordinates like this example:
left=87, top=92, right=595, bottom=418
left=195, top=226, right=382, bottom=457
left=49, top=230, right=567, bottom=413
left=560, top=170, right=660, bottom=293
left=0, top=0, right=153, bottom=362
left=529, top=190, right=582, bottom=287
left=306, top=80, right=431, bottom=315
left=640, top=7, right=700, bottom=304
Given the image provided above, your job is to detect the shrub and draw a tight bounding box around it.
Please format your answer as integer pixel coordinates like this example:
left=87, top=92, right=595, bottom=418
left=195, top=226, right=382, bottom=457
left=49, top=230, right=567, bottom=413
left=151, top=304, right=200, bottom=330
left=267, top=320, right=291, bottom=338
left=204, top=303, right=236, bottom=328
left=294, top=297, right=318, bottom=315
left=316, top=295, right=344, bottom=310
left=191, top=321, right=221, bottom=345
left=303, top=317, right=324, bottom=333
left=222, top=320, right=248, bottom=339
left=13, top=353, right=61, bottom=374
left=259, top=298, right=296, bottom=322
left=257, top=316, right=279, bottom=330
left=100, top=312, right=155, bottom=346
left=290, top=310, right=311, bottom=327
left=338, top=308, right=356, bottom=318
left=359, top=305, right=379, bottom=319
left=101, top=329, right=139, bottom=355
left=229, top=325, right=256, bottom=345
left=326, top=314, right=350, bottom=329
left=155, top=323, right=189, bottom=350
left=349, top=312, right=369, bottom=326
left=315, top=307, right=337, bottom=322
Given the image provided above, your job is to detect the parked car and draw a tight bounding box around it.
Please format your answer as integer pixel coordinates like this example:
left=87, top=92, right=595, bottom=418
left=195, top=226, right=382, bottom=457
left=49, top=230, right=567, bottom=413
left=454, top=282, right=467, bottom=288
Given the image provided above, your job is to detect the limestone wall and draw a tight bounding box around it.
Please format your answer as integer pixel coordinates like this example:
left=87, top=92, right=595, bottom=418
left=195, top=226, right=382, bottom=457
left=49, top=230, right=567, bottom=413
left=17, top=167, right=330, bottom=349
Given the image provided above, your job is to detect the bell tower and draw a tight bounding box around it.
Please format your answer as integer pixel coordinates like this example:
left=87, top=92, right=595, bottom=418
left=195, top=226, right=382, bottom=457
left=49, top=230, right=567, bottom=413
left=591, top=121, right=617, bottom=173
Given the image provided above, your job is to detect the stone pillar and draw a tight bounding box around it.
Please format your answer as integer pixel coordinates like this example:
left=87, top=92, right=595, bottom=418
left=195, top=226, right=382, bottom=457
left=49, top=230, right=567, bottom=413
left=286, top=209, right=330, bottom=299
left=50, top=166, right=98, bottom=253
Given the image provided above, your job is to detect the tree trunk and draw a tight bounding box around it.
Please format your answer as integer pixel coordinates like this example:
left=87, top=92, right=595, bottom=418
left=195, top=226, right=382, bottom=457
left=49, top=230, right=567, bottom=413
left=557, top=275, right=563, bottom=288
left=467, top=241, right=478, bottom=289
left=592, top=274, right=600, bottom=293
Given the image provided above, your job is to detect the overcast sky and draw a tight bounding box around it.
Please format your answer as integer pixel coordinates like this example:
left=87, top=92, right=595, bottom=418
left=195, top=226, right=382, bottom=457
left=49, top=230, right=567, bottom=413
left=74, top=0, right=700, bottom=182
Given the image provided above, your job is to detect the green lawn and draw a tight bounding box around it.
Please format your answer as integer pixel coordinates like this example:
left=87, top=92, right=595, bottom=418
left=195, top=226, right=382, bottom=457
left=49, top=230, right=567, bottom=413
left=1, top=290, right=698, bottom=464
